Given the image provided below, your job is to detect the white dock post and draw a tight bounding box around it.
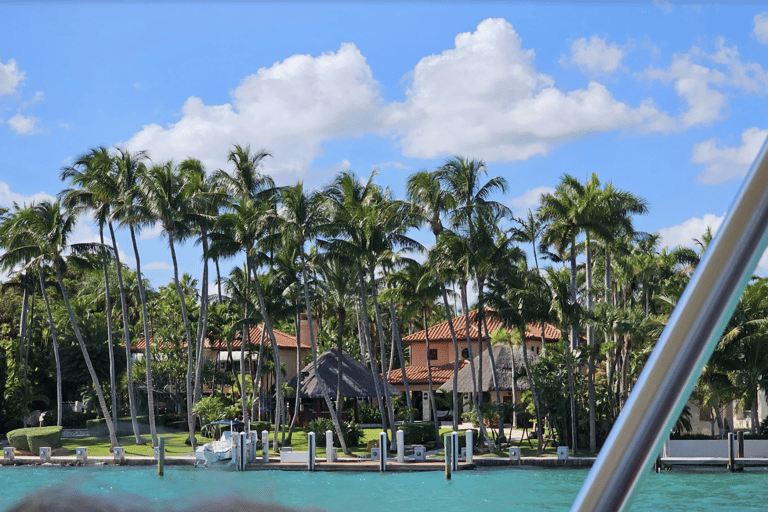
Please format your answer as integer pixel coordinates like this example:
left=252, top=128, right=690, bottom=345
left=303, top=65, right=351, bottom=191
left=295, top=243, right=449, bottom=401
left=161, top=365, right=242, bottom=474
left=39, top=446, right=51, bottom=462
left=248, top=432, right=256, bottom=462
left=466, top=430, right=474, bottom=464
left=4, top=447, right=15, bottom=461
left=379, top=431, right=387, bottom=472
left=451, top=431, right=459, bottom=471
left=325, top=430, right=336, bottom=463
left=262, top=430, right=269, bottom=462
left=157, top=438, right=165, bottom=476
left=728, top=432, right=735, bottom=472
left=113, top=446, right=125, bottom=463
left=239, top=432, right=247, bottom=471
left=76, top=446, right=88, bottom=462
left=397, top=430, right=405, bottom=463
left=308, top=432, right=316, bottom=471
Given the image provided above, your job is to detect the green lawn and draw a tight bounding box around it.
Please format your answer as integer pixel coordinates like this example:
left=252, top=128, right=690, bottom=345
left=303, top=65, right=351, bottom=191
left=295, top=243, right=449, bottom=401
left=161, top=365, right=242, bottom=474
left=58, top=427, right=589, bottom=458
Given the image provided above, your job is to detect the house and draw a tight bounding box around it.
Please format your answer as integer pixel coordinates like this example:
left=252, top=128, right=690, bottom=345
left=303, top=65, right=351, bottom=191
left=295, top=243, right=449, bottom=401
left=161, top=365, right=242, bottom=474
left=391, top=308, right=560, bottom=420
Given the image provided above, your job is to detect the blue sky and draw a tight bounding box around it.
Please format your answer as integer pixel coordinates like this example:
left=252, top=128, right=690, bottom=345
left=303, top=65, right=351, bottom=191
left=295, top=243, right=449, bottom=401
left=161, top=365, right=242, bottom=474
left=1, top=3, right=768, bottom=290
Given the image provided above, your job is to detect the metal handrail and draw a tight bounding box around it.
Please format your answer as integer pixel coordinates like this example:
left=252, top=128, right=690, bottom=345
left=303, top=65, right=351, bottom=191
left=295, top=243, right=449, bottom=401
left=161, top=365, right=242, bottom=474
left=572, top=134, right=768, bottom=512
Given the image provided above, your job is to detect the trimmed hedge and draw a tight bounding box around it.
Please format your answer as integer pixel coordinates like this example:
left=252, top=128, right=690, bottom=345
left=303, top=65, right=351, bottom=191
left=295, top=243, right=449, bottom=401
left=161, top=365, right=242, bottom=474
left=400, top=422, right=437, bottom=444
left=7, top=426, right=62, bottom=454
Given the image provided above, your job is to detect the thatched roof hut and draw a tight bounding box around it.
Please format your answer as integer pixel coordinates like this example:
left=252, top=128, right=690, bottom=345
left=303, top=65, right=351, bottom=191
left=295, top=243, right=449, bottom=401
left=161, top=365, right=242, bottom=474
left=289, top=348, right=399, bottom=398
left=438, top=344, right=539, bottom=393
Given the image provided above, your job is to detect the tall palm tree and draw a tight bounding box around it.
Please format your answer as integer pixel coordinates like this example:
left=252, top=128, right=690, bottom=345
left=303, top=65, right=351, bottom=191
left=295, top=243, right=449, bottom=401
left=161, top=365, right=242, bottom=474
left=141, top=160, right=198, bottom=447
left=60, top=147, right=146, bottom=444
left=111, top=147, right=158, bottom=446
left=2, top=200, right=119, bottom=447
left=280, top=182, right=350, bottom=454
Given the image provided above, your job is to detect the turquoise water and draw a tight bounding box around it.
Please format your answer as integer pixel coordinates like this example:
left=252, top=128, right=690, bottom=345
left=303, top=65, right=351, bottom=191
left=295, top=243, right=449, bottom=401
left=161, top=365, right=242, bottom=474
left=1, top=466, right=766, bottom=511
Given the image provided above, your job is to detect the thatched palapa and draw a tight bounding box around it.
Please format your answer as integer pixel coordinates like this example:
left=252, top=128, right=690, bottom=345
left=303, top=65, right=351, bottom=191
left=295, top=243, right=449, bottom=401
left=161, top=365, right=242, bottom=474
left=438, top=344, right=538, bottom=393
left=290, top=348, right=399, bottom=398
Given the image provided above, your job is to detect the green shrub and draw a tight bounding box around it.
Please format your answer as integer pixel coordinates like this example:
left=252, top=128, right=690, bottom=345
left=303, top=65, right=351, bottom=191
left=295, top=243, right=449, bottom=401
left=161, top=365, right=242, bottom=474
left=399, top=422, right=436, bottom=444
left=306, top=418, right=364, bottom=447
left=7, top=426, right=62, bottom=453
left=7, top=428, right=30, bottom=452
left=358, top=403, right=381, bottom=423
left=251, top=421, right=272, bottom=433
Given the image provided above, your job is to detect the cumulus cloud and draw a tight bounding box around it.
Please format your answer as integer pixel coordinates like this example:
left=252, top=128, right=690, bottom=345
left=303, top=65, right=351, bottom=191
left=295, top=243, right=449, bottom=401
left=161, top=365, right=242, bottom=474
left=643, top=39, right=768, bottom=128
left=510, top=186, right=555, bottom=216
left=386, top=18, right=670, bottom=161
left=0, top=181, right=54, bottom=207
left=563, top=35, right=625, bottom=74
left=0, top=58, right=24, bottom=96
left=657, top=213, right=724, bottom=251
left=692, top=127, right=767, bottom=184
left=124, top=43, right=383, bottom=186
left=138, top=223, right=164, bottom=241
left=754, top=12, right=768, bottom=44
left=8, top=114, right=41, bottom=135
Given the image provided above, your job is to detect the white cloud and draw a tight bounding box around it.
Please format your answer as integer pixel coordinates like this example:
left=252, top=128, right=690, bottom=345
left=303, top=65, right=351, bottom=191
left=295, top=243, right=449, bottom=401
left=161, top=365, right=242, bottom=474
left=124, top=43, right=383, bottom=186
left=564, top=36, right=625, bottom=74
left=754, top=12, right=768, bottom=44
left=657, top=213, right=724, bottom=251
left=0, top=181, right=54, bottom=208
left=145, top=261, right=173, bottom=271
left=643, top=39, right=768, bottom=128
left=692, top=127, right=767, bottom=184
left=387, top=18, right=670, bottom=161
left=138, top=223, right=164, bottom=241
left=0, top=58, right=24, bottom=96
left=8, top=114, right=41, bottom=135
left=510, top=186, right=555, bottom=216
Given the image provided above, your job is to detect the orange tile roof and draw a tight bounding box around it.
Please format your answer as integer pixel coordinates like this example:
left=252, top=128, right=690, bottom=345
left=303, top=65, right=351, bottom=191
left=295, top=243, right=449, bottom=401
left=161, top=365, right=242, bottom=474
left=402, top=307, right=562, bottom=344
left=210, top=324, right=310, bottom=351
left=387, top=360, right=469, bottom=386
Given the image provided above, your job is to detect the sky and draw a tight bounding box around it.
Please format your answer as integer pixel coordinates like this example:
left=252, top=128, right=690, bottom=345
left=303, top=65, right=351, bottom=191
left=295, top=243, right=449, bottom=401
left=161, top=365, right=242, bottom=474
left=1, top=2, right=768, bottom=292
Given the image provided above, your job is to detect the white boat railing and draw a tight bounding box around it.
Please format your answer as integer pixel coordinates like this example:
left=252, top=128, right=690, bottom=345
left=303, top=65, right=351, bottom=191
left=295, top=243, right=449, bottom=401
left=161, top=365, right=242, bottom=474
left=572, top=134, right=768, bottom=512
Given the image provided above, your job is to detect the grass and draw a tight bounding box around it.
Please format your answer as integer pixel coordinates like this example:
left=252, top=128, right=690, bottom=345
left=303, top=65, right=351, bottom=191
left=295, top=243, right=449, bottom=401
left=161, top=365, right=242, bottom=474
left=57, top=426, right=592, bottom=458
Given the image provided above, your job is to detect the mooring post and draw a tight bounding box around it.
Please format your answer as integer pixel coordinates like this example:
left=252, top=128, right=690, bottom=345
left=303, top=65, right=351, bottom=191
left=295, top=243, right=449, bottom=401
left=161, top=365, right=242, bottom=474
left=397, top=430, right=405, bottom=463
left=738, top=430, right=744, bottom=458
left=262, top=430, right=269, bottom=462
left=157, top=438, right=165, bottom=476
left=451, top=431, right=459, bottom=472
left=728, top=432, right=735, bottom=472
left=239, top=432, right=247, bottom=471
left=444, top=434, right=452, bottom=480
left=379, top=431, right=387, bottom=472
left=308, top=432, right=316, bottom=471
left=466, top=429, right=474, bottom=464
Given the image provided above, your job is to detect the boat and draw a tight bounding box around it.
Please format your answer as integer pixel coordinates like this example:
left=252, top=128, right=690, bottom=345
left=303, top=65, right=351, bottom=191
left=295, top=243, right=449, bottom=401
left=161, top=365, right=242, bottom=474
left=195, top=420, right=244, bottom=468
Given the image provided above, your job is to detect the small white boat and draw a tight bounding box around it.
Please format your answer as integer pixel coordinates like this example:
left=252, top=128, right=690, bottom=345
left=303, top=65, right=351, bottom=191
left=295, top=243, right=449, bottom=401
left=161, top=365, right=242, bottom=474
left=195, top=420, right=242, bottom=468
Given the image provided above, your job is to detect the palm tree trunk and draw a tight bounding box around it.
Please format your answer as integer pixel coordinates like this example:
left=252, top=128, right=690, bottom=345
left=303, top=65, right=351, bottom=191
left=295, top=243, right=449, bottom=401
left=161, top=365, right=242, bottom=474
left=441, top=283, right=460, bottom=432
left=388, top=298, right=413, bottom=422
left=168, top=235, right=196, bottom=449
left=460, top=282, right=490, bottom=446
left=300, top=249, right=349, bottom=455
left=99, top=228, right=119, bottom=434
left=38, top=271, right=62, bottom=428
left=424, top=310, right=441, bottom=446
left=129, top=225, right=157, bottom=446
left=55, top=265, right=118, bottom=448
left=522, top=325, right=544, bottom=454
left=586, top=237, right=597, bottom=453
left=357, top=266, right=389, bottom=438
left=368, top=265, right=397, bottom=449
left=107, top=223, right=144, bottom=445
left=336, top=306, right=345, bottom=419
left=285, top=308, right=301, bottom=443
left=194, top=233, right=210, bottom=405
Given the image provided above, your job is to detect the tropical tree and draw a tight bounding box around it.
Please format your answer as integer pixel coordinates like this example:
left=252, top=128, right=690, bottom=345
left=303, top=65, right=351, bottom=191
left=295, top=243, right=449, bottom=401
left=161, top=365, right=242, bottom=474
left=1, top=200, right=119, bottom=447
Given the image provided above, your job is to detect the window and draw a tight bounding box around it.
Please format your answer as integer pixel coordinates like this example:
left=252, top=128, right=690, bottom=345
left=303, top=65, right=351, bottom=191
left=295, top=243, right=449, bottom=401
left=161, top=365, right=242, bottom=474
left=428, top=349, right=438, bottom=361
left=461, top=348, right=469, bottom=359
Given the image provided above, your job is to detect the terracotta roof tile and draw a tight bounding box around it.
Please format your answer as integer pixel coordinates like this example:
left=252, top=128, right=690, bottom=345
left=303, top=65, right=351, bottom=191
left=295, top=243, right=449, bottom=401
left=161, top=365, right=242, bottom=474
left=387, top=360, right=469, bottom=386
left=210, top=324, right=310, bottom=351
left=402, top=307, right=561, bottom=344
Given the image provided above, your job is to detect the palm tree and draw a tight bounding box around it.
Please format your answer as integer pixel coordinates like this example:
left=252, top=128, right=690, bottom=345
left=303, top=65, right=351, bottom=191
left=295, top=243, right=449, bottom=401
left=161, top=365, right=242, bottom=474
left=111, top=147, right=159, bottom=447
left=2, top=200, right=119, bottom=447
left=140, top=160, right=198, bottom=447
left=280, top=182, right=350, bottom=454
left=60, top=147, right=146, bottom=444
